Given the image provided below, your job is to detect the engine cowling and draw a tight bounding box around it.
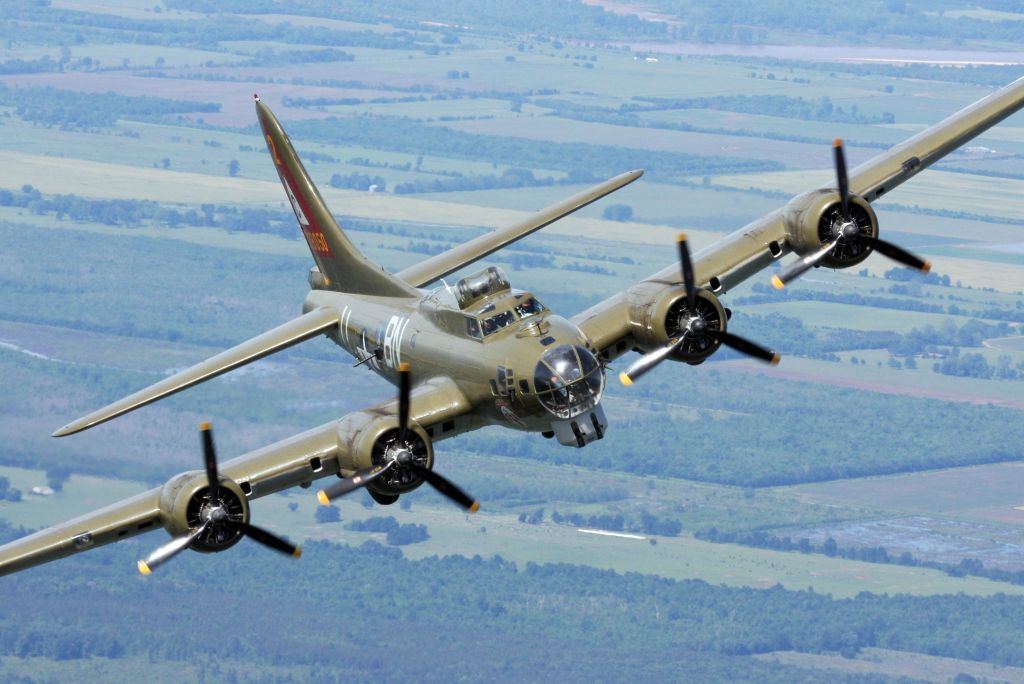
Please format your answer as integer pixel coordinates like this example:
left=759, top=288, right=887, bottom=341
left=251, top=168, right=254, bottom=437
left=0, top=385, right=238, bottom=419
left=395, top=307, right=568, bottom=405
left=627, top=283, right=728, bottom=364
left=335, top=411, right=434, bottom=496
left=783, top=189, right=879, bottom=269
left=157, top=471, right=250, bottom=553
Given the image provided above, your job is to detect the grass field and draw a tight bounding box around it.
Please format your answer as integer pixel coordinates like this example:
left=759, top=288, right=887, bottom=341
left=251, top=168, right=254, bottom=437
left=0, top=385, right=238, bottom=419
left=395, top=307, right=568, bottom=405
left=714, top=168, right=1024, bottom=221
left=718, top=352, right=1024, bottom=409
left=757, top=647, right=1024, bottom=684
left=443, top=116, right=834, bottom=169
left=786, top=462, right=1024, bottom=524
left=0, top=655, right=306, bottom=684
left=2, top=463, right=1020, bottom=599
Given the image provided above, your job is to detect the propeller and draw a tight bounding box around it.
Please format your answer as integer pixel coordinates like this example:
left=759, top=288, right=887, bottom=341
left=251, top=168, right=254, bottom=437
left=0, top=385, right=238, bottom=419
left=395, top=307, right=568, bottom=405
left=620, top=233, right=779, bottom=386
left=772, top=138, right=931, bottom=289
left=137, top=422, right=301, bottom=575
left=317, top=363, right=479, bottom=513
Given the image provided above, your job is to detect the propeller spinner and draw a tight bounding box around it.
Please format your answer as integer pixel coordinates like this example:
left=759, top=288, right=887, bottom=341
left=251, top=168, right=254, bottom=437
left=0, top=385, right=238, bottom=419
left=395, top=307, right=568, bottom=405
left=316, top=363, right=480, bottom=513
left=620, top=234, right=780, bottom=386
left=772, top=139, right=930, bottom=289
left=137, top=422, right=300, bottom=575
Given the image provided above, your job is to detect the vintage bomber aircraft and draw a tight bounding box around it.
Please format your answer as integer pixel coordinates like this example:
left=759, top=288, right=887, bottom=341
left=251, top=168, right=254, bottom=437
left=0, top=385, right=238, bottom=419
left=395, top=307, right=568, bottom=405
left=1, top=77, right=1023, bottom=577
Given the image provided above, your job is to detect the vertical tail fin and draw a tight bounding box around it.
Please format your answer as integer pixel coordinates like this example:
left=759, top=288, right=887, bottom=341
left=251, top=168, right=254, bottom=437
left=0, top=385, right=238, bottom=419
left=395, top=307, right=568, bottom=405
left=255, top=97, right=416, bottom=297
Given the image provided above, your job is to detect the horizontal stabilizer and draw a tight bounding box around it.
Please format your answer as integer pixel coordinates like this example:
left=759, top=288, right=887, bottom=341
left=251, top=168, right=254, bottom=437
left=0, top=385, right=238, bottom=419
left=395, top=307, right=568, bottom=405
left=53, top=307, right=340, bottom=437
left=397, top=169, right=643, bottom=288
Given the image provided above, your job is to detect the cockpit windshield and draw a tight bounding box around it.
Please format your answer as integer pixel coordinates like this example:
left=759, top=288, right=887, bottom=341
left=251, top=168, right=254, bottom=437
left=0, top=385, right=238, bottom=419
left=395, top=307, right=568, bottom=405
left=464, top=293, right=548, bottom=340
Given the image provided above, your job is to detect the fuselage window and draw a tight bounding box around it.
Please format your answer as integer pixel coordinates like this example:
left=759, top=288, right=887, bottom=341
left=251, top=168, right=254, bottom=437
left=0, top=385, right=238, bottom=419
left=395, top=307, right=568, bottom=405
left=466, top=317, right=482, bottom=339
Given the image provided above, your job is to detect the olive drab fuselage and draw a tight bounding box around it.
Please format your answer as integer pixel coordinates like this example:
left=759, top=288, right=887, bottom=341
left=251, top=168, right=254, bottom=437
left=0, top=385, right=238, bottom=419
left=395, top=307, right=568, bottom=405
left=304, top=278, right=607, bottom=440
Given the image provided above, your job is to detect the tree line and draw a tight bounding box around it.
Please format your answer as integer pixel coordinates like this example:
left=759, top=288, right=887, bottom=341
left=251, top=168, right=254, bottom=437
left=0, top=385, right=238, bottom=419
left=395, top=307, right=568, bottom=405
left=6, top=536, right=1024, bottom=680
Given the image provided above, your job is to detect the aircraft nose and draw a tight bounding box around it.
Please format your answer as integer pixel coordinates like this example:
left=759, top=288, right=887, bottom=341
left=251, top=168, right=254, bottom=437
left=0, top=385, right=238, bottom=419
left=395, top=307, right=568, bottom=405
left=532, top=344, right=603, bottom=419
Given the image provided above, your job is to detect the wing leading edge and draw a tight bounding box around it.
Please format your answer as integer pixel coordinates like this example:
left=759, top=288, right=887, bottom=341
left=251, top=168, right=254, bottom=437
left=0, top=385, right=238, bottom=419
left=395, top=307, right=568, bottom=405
left=53, top=307, right=341, bottom=437
left=2, top=377, right=472, bottom=577
left=396, top=169, right=643, bottom=288
left=572, top=77, right=1024, bottom=356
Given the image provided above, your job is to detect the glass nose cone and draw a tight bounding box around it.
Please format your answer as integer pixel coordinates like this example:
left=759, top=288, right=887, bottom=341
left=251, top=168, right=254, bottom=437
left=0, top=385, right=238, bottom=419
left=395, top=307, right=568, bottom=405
left=533, top=345, right=604, bottom=419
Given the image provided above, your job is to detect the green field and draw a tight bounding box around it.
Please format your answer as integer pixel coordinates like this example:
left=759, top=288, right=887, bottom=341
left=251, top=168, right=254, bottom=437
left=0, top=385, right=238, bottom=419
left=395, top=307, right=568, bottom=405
left=4, top=462, right=1021, bottom=599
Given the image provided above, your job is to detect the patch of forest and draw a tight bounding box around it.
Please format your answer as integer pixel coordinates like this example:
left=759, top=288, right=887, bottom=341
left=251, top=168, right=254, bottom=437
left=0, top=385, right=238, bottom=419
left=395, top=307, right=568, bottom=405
left=4, top=538, right=1024, bottom=681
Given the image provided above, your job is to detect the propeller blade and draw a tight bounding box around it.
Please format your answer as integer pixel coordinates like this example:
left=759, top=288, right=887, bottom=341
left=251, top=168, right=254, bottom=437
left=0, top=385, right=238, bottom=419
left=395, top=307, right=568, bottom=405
left=317, top=462, right=394, bottom=505
left=771, top=236, right=841, bottom=289
left=705, top=329, right=780, bottom=365
left=137, top=522, right=209, bottom=576
left=619, top=338, right=684, bottom=386
left=236, top=521, right=301, bottom=558
left=397, top=362, right=411, bottom=445
left=677, top=233, right=697, bottom=314
left=834, top=138, right=850, bottom=222
left=410, top=464, right=479, bottom=513
left=860, top=235, right=931, bottom=273
left=200, top=421, right=219, bottom=501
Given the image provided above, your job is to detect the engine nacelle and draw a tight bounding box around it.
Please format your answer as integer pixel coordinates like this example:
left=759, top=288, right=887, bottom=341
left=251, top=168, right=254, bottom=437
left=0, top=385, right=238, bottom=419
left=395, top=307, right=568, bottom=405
left=157, top=471, right=250, bottom=553
left=335, top=411, right=435, bottom=496
left=627, top=282, right=728, bottom=363
left=783, top=189, right=879, bottom=269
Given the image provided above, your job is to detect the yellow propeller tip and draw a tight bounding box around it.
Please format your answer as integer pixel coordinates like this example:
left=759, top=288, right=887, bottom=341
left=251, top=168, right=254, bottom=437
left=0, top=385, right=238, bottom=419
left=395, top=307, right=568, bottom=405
left=292, top=547, right=303, bottom=559
left=137, top=560, right=152, bottom=576
left=399, top=362, right=411, bottom=372
left=316, top=490, right=330, bottom=506
left=920, top=261, right=932, bottom=274
left=469, top=501, right=480, bottom=514
left=677, top=232, right=687, bottom=242
left=771, top=275, right=785, bottom=290
left=199, top=421, right=211, bottom=431
left=770, top=353, right=781, bottom=366
left=833, top=137, right=843, bottom=147
left=618, top=372, right=633, bottom=387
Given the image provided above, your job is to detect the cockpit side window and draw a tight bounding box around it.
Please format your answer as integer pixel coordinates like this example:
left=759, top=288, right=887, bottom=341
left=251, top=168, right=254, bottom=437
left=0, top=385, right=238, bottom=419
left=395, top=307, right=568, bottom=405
left=481, top=310, right=516, bottom=336
left=514, top=297, right=546, bottom=319
left=466, top=317, right=482, bottom=340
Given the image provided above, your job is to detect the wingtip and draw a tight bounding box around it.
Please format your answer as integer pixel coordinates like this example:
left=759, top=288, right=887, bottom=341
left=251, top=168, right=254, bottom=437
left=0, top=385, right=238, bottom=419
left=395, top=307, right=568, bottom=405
left=771, top=275, right=785, bottom=290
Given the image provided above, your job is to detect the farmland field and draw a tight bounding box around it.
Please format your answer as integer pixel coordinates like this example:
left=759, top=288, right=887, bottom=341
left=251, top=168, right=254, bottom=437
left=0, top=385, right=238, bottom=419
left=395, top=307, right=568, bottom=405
left=4, top=1, right=1024, bottom=680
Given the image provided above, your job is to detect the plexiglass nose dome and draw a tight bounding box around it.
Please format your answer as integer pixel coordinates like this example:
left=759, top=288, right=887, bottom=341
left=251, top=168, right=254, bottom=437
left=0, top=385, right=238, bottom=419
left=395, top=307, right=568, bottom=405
left=533, top=345, right=604, bottom=419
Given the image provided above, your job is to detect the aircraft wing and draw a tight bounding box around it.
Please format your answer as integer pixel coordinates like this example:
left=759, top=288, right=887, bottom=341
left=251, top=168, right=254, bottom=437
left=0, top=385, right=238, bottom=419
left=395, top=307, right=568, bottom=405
left=572, top=77, right=1024, bottom=358
left=53, top=307, right=341, bottom=437
left=1, top=376, right=472, bottom=576
left=396, top=169, right=643, bottom=288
